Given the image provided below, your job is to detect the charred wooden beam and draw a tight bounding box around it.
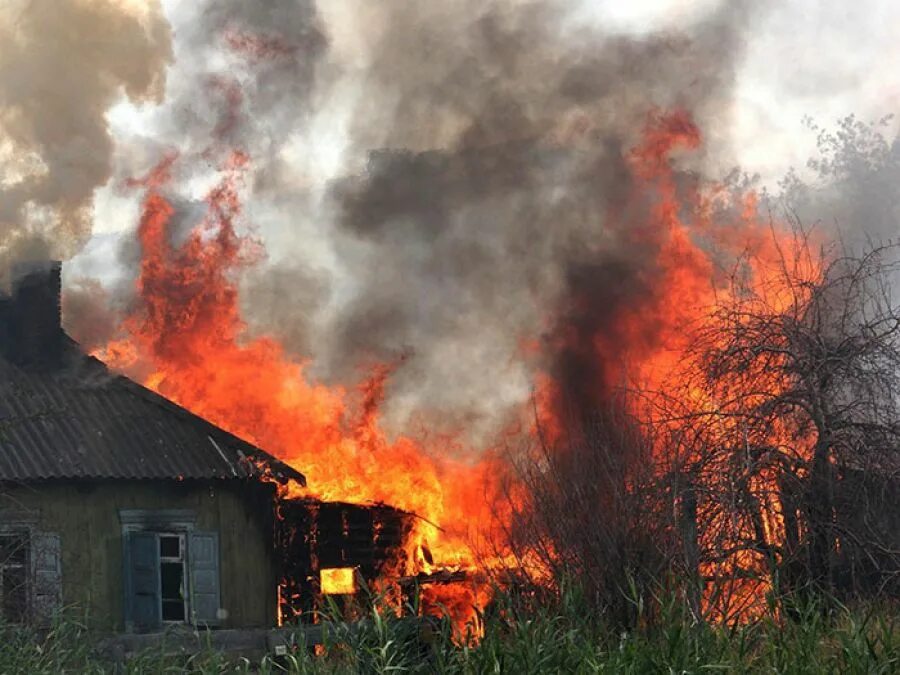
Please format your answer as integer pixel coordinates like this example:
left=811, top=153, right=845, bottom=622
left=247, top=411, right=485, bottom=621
left=274, top=496, right=414, bottom=622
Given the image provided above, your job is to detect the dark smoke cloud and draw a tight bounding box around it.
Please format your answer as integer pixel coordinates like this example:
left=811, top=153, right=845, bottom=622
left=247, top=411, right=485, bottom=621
left=241, top=259, right=330, bottom=359
left=73, top=0, right=772, bottom=443
left=0, top=0, right=171, bottom=280
left=62, top=277, right=118, bottom=352
left=319, top=1, right=764, bottom=434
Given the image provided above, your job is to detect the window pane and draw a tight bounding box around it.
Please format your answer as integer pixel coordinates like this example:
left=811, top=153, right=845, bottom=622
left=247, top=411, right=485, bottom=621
left=2, top=560, right=27, bottom=623
left=0, top=535, right=26, bottom=566
left=160, top=559, right=186, bottom=623
left=159, top=535, right=180, bottom=559
left=162, top=599, right=185, bottom=622
left=160, top=562, right=183, bottom=601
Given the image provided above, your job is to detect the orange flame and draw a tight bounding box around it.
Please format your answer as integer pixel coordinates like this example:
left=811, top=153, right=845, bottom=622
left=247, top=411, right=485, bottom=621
left=96, top=108, right=820, bottom=630
left=98, top=147, right=508, bottom=634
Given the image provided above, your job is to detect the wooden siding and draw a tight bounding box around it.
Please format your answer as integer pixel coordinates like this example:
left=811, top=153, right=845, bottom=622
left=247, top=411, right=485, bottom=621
left=0, top=480, right=278, bottom=631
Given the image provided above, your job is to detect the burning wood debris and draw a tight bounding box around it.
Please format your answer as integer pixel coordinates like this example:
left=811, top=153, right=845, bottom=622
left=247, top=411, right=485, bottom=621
left=275, top=498, right=414, bottom=622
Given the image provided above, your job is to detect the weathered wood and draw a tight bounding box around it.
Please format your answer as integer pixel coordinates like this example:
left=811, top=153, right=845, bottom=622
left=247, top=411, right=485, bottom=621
left=1, top=481, right=277, bottom=632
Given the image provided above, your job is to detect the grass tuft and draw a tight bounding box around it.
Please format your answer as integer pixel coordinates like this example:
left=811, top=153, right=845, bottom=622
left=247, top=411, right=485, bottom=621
left=1, top=587, right=897, bottom=673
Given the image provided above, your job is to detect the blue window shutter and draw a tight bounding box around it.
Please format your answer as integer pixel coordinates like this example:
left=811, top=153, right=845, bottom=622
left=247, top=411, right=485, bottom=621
left=189, top=531, right=220, bottom=626
left=30, top=532, right=61, bottom=626
left=125, top=531, right=161, bottom=631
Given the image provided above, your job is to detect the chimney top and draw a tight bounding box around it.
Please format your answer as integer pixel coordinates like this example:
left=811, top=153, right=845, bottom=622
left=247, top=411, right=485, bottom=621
left=0, top=261, right=64, bottom=369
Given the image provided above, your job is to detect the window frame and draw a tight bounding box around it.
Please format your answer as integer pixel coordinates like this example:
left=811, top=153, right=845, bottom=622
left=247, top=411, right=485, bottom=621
left=0, top=528, right=30, bottom=624
left=120, top=510, right=220, bottom=632
left=121, top=510, right=196, bottom=631
left=0, top=511, right=60, bottom=626
left=157, top=531, right=188, bottom=624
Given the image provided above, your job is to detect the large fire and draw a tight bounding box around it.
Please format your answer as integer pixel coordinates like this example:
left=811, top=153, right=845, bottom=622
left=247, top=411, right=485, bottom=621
left=98, top=146, right=508, bottom=630
left=97, top=109, right=817, bottom=630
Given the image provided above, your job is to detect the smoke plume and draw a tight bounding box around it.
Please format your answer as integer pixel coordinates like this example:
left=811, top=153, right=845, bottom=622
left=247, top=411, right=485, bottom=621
left=319, top=0, right=763, bottom=434
left=774, top=115, right=900, bottom=245
left=0, top=0, right=171, bottom=280
left=71, top=0, right=771, bottom=443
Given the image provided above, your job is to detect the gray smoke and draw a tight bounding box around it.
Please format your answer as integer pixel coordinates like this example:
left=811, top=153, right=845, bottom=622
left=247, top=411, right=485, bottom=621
left=774, top=115, right=900, bottom=244
left=315, top=0, right=764, bottom=437
left=72, top=0, right=773, bottom=444
left=0, top=0, right=171, bottom=281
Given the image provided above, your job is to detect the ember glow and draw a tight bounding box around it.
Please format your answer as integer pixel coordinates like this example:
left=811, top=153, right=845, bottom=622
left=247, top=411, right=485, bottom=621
left=320, top=568, right=357, bottom=596
left=97, top=109, right=818, bottom=630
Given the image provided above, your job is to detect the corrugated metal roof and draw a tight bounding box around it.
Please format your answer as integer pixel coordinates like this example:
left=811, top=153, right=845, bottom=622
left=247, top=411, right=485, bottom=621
left=0, top=340, right=306, bottom=485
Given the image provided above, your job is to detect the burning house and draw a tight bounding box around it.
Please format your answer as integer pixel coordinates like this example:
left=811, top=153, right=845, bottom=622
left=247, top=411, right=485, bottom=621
left=0, top=261, right=309, bottom=631
left=0, top=260, right=479, bottom=639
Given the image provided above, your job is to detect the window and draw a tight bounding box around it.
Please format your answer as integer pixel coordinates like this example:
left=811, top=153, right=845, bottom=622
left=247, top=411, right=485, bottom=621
left=320, top=567, right=357, bottom=595
left=159, top=533, right=186, bottom=622
left=0, top=529, right=59, bottom=626
left=123, top=525, right=220, bottom=632
left=0, top=532, right=28, bottom=623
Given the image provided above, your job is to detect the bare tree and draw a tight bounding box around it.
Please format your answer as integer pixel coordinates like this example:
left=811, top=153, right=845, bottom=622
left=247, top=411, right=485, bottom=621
left=491, top=228, right=900, bottom=626
left=493, top=398, right=682, bottom=627
left=660, top=228, right=900, bottom=608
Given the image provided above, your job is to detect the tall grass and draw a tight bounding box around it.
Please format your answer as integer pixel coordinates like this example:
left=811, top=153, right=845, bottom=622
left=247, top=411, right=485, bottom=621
left=1, top=586, right=897, bottom=673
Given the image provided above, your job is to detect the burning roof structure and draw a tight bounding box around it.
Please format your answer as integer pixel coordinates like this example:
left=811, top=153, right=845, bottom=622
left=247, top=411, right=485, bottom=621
left=0, top=261, right=438, bottom=632
left=0, top=262, right=305, bottom=484
left=0, top=260, right=478, bottom=634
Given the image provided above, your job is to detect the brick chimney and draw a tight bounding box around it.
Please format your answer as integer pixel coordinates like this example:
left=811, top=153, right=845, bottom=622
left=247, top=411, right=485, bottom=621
left=0, top=261, right=64, bottom=368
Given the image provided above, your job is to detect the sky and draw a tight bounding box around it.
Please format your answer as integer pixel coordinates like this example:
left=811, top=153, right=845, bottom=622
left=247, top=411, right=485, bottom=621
left=581, top=0, right=900, bottom=183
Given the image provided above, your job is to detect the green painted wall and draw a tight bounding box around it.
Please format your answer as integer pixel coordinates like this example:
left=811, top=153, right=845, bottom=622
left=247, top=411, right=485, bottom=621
left=0, top=480, right=278, bottom=632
